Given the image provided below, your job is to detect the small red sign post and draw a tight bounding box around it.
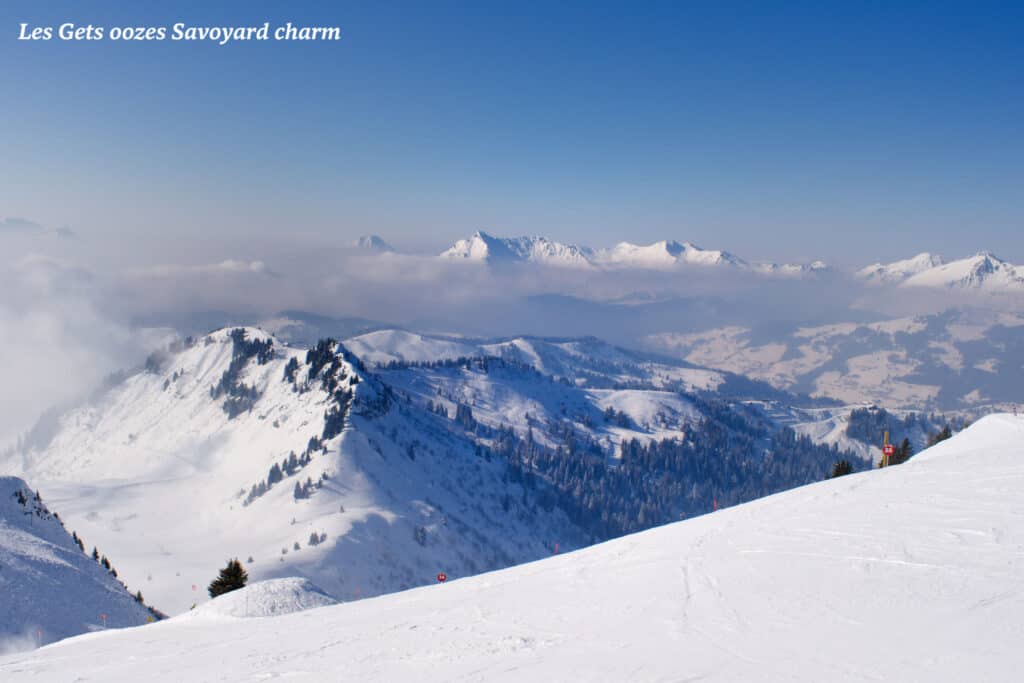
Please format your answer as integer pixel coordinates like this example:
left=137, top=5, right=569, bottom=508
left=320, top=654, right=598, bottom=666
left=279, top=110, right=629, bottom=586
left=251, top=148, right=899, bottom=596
left=100, top=613, right=107, bottom=628
left=882, top=443, right=896, bottom=467
left=436, top=572, right=447, bottom=583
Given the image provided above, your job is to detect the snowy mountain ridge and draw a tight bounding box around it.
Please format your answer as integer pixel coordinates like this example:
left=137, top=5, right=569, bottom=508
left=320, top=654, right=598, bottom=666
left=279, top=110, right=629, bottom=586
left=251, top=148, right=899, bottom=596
left=359, top=230, right=1024, bottom=290
left=858, top=251, right=1024, bottom=291
left=592, top=239, right=746, bottom=269
left=2, top=327, right=589, bottom=615
left=440, top=231, right=595, bottom=268
left=438, top=231, right=826, bottom=276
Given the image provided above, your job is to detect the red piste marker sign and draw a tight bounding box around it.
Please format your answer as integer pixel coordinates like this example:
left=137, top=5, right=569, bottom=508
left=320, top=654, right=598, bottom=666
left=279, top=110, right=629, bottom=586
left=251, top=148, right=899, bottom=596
left=883, top=444, right=895, bottom=457
left=436, top=572, right=447, bottom=583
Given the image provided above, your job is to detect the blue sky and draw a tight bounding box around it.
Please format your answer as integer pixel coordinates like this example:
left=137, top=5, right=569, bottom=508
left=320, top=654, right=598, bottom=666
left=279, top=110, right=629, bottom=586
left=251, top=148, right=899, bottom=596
left=2, top=0, right=1022, bottom=265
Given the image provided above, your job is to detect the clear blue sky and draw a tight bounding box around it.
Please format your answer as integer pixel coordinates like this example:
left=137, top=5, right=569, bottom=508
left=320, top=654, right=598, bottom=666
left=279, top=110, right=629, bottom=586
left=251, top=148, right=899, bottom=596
left=2, top=0, right=1022, bottom=265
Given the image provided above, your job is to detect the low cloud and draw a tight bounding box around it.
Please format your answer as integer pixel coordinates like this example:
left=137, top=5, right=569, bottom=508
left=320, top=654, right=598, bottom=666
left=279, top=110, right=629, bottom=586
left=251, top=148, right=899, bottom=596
left=0, top=252, right=155, bottom=450
left=124, top=259, right=274, bottom=278
left=2, top=234, right=1018, bottom=448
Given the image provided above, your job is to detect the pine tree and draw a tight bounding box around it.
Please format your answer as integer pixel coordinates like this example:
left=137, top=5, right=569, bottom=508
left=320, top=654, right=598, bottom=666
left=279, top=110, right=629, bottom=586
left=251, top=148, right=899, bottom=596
left=830, top=460, right=854, bottom=478
left=927, top=425, right=953, bottom=447
left=207, top=558, right=249, bottom=598
left=892, top=437, right=913, bottom=465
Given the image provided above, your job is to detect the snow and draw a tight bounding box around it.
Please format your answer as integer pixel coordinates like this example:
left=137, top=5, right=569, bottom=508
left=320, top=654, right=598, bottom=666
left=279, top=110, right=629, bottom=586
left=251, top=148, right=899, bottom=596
left=857, top=252, right=946, bottom=285
left=811, top=351, right=941, bottom=406
left=344, top=330, right=480, bottom=365
left=439, top=231, right=594, bottom=268
left=645, top=309, right=1022, bottom=410
left=187, top=578, right=337, bottom=619
left=353, top=235, right=394, bottom=252
left=753, top=259, right=831, bottom=277
left=0, top=477, right=154, bottom=649
left=346, top=329, right=727, bottom=392
left=1, top=328, right=586, bottom=616
left=897, top=252, right=1024, bottom=291
left=4, top=414, right=1023, bottom=680
left=437, top=232, right=827, bottom=276
left=594, top=239, right=747, bottom=269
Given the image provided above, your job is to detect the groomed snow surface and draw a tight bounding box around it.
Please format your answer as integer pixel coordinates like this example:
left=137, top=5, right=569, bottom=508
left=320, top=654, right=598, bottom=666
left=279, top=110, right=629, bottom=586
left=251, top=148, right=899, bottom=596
left=3, top=414, right=1023, bottom=680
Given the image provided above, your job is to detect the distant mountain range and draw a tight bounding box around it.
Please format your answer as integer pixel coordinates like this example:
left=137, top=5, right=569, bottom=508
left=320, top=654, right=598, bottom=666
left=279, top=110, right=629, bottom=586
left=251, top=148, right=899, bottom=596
left=437, top=231, right=827, bottom=276
left=857, top=251, right=1024, bottom=291
left=354, top=231, right=1023, bottom=291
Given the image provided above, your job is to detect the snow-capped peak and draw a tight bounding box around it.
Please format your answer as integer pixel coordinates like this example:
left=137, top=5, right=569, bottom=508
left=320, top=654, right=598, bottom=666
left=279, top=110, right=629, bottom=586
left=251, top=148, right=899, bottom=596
left=856, top=252, right=946, bottom=285
left=439, top=231, right=594, bottom=267
left=435, top=231, right=831, bottom=278
left=353, top=235, right=394, bottom=252
left=901, top=251, right=1024, bottom=291
left=595, top=240, right=747, bottom=270
left=754, top=259, right=832, bottom=277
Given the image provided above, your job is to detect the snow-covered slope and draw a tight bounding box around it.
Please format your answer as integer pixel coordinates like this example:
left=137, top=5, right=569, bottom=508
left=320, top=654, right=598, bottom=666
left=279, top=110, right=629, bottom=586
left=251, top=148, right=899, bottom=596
left=4, top=414, right=1022, bottom=681
left=0, top=477, right=155, bottom=649
left=439, top=231, right=594, bottom=267
left=345, top=329, right=729, bottom=393
left=187, top=578, right=337, bottom=619
left=647, top=309, right=1024, bottom=410
left=3, top=328, right=587, bottom=615
left=344, top=330, right=481, bottom=366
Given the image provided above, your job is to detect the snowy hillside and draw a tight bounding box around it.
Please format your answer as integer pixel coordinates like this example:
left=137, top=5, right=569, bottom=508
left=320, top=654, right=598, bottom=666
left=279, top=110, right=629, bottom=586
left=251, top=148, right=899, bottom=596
left=0, top=477, right=155, bottom=649
left=4, top=414, right=1022, bottom=681
left=344, top=329, right=858, bottom=538
left=4, top=326, right=863, bottom=625
left=345, top=329, right=729, bottom=393
left=647, top=309, right=1024, bottom=409
left=3, top=328, right=588, bottom=615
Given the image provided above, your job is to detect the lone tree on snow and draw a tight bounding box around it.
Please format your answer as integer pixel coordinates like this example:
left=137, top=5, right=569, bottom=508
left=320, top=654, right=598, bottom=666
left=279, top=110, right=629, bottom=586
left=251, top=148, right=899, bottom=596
left=208, top=558, right=249, bottom=598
